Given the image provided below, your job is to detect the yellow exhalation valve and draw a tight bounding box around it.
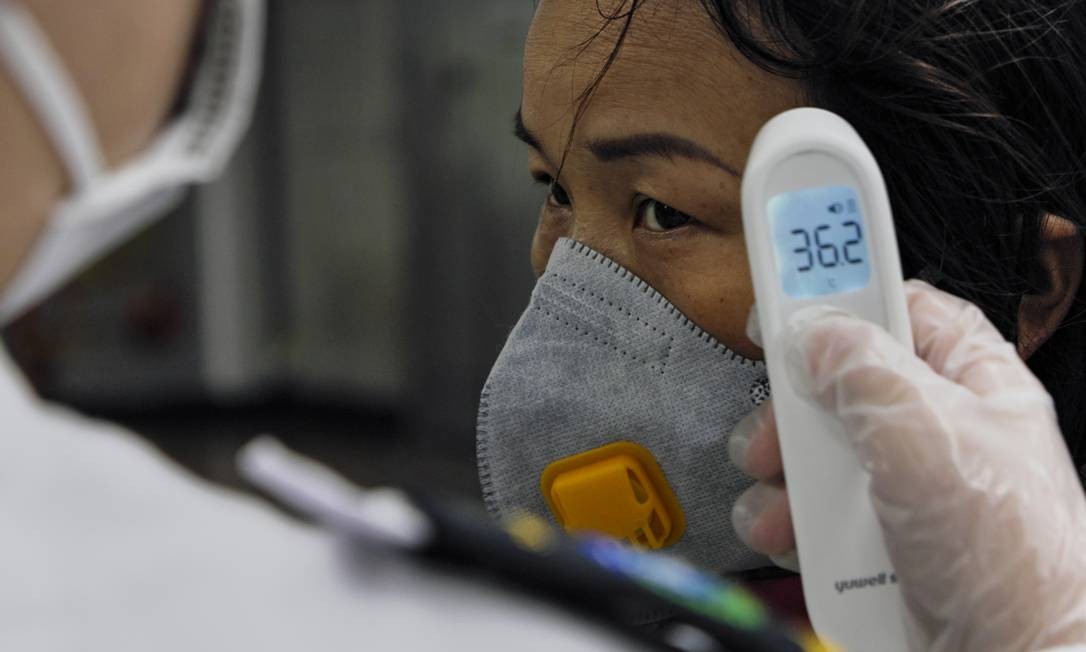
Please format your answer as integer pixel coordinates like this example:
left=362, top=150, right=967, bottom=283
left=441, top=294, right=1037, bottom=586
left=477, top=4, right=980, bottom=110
left=540, top=441, right=685, bottom=550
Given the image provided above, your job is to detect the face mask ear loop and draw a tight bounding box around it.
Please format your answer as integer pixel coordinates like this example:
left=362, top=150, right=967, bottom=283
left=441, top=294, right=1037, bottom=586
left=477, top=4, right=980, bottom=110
left=0, top=1, right=104, bottom=193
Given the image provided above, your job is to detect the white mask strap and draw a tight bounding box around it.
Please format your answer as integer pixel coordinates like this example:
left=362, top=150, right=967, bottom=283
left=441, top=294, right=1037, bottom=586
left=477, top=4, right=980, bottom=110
left=0, top=2, right=104, bottom=191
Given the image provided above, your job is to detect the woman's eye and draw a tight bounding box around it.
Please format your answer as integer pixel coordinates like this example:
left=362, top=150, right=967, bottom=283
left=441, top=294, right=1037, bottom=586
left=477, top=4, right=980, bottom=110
left=548, top=182, right=571, bottom=207
left=639, top=199, right=692, bottom=232
left=532, top=172, right=572, bottom=209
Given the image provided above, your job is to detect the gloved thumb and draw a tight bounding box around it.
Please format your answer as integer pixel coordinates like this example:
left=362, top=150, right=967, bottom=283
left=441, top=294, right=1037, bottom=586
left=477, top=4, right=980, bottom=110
left=745, top=301, right=764, bottom=349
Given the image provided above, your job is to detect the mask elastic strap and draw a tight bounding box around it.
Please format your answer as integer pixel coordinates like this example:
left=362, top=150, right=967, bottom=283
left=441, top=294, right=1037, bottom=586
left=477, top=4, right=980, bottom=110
left=0, top=1, right=104, bottom=191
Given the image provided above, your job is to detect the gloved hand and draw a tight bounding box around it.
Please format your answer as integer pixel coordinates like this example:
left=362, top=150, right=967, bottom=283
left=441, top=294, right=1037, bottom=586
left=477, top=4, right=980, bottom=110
left=728, top=279, right=1086, bottom=652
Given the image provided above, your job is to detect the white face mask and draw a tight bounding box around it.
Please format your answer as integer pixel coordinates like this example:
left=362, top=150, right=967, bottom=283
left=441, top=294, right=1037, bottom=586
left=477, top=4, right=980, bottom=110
left=0, top=0, right=264, bottom=325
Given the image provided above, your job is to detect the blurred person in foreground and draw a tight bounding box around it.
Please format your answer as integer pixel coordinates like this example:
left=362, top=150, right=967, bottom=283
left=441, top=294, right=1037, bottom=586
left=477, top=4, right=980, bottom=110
left=0, top=2, right=629, bottom=650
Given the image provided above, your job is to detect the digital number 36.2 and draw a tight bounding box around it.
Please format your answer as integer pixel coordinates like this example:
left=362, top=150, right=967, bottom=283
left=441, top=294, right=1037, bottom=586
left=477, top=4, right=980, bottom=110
left=790, top=221, right=863, bottom=272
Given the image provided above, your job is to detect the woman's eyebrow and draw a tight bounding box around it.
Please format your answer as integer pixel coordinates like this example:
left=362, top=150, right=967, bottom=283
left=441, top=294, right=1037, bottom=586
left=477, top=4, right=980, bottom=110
left=587, top=133, right=740, bottom=177
left=513, top=109, right=739, bottom=178
left=513, top=109, right=543, bottom=152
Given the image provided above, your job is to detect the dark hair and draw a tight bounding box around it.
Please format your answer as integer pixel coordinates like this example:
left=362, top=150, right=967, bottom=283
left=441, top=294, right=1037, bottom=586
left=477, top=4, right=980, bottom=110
left=580, top=0, right=1086, bottom=476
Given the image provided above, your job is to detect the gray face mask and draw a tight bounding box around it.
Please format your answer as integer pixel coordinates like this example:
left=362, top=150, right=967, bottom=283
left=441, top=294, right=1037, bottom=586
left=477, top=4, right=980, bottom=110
left=477, top=238, right=771, bottom=573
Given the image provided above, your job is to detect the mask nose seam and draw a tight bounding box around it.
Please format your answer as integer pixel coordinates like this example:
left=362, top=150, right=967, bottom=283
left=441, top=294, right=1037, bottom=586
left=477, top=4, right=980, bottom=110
left=548, top=271, right=670, bottom=339
left=559, top=239, right=764, bottom=369
left=532, top=302, right=669, bottom=375
left=544, top=272, right=674, bottom=374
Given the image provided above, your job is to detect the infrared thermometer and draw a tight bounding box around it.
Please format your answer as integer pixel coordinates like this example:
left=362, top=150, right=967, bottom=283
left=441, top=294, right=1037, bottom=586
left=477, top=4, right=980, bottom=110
left=742, top=108, right=912, bottom=651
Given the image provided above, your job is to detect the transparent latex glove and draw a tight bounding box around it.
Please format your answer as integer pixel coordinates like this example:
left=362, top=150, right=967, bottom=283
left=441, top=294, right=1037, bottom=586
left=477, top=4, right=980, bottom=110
left=728, top=280, right=1086, bottom=652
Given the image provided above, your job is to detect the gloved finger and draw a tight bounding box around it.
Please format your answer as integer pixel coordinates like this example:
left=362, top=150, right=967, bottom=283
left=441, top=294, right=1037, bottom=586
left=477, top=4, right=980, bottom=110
left=904, top=280, right=1040, bottom=396
left=731, top=481, right=795, bottom=557
left=745, top=302, right=763, bottom=349
left=728, top=400, right=783, bottom=481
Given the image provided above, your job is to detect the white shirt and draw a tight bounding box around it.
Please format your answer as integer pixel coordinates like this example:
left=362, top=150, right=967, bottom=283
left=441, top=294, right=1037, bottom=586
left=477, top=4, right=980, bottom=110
left=0, top=350, right=627, bottom=651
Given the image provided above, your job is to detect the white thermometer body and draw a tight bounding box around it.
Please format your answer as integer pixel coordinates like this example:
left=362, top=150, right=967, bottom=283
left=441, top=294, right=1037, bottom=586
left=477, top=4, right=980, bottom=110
left=742, top=108, right=912, bottom=651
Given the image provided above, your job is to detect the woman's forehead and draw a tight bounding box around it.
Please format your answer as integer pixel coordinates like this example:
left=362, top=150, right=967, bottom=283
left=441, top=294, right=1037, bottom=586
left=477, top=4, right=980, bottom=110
left=522, top=0, right=801, bottom=167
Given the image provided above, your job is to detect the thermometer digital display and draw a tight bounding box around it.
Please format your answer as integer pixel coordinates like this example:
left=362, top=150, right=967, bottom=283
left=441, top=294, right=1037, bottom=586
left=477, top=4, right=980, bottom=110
left=769, top=184, right=871, bottom=299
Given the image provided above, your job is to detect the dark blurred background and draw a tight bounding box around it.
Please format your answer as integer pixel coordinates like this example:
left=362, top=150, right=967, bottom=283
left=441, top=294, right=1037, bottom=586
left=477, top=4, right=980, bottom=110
left=1, top=0, right=540, bottom=501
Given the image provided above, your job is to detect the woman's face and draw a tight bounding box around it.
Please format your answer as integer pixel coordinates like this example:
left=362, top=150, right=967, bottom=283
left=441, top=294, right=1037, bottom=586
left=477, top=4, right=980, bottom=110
left=521, top=0, right=802, bottom=359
